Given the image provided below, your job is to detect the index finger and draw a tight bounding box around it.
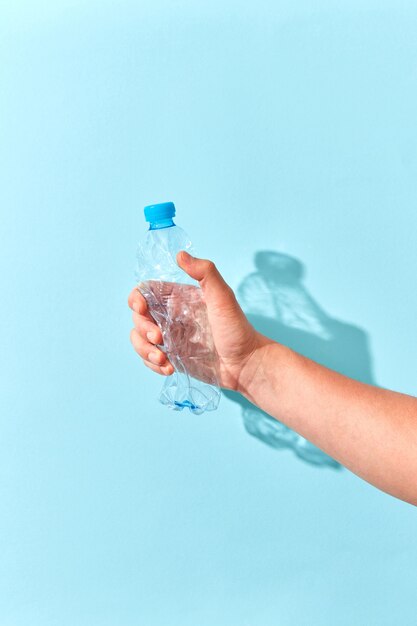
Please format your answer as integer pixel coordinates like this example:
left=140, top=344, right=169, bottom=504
left=128, top=287, right=147, bottom=315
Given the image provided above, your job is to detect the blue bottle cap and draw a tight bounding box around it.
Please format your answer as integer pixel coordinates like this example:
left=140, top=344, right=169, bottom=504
left=144, top=202, right=176, bottom=222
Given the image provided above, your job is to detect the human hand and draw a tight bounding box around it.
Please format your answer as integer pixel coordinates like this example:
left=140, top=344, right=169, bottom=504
left=128, top=251, right=271, bottom=392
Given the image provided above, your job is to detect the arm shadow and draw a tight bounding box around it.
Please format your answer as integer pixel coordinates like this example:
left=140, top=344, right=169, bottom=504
left=223, top=250, right=377, bottom=470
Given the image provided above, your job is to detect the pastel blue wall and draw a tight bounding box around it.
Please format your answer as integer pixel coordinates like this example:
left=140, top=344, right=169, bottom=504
left=1, top=2, right=417, bottom=624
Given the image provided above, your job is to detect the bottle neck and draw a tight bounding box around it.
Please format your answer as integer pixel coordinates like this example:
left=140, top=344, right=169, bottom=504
left=148, top=217, right=175, bottom=230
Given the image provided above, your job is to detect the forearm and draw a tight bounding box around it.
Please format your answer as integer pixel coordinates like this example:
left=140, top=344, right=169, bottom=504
left=240, top=336, right=417, bottom=505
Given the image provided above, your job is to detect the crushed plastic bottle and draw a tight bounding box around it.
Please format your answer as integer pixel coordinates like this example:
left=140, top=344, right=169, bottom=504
left=135, top=202, right=221, bottom=415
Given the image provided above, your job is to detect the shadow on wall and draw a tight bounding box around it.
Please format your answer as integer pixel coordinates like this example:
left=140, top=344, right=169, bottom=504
left=223, top=250, right=376, bottom=470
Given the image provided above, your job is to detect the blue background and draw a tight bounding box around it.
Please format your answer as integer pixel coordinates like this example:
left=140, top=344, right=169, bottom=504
left=1, top=1, right=417, bottom=624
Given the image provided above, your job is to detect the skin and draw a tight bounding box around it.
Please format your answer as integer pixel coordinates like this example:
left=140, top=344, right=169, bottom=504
left=129, top=251, right=417, bottom=506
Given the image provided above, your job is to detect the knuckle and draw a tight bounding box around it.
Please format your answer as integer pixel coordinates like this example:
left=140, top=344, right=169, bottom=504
left=152, top=323, right=162, bottom=337
left=143, top=360, right=162, bottom=375
left=128, top=289, right=147, bottom=314
left=226, top=284, right=236, bottom=300
left=152, top=350, right=163, bottom=363
left=132, top=311, right=142, bottom=327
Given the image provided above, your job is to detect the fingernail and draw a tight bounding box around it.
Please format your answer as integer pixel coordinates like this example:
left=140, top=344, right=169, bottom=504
left=181, top=251, right=193, bottom=263
left=132, top=302, right=140, bottom=313
left=148, top=351, right=160, bottom=365
left=147, top=331, right=155, bottom=343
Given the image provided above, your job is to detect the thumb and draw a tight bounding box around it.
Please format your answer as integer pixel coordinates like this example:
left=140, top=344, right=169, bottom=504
left=176, top=251, right=237, bottom=311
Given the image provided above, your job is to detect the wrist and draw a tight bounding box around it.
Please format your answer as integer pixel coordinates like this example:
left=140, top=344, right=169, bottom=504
left=236, top=332, right=277, bottom=400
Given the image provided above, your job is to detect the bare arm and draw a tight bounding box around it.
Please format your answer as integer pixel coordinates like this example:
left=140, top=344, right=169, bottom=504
left=239, top=340, right=417, bottom=505
left=129, top=252, right=417, bottom=506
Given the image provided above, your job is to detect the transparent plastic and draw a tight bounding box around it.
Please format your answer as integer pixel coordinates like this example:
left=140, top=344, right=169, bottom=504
left=136, top=220, right=221, bottom=414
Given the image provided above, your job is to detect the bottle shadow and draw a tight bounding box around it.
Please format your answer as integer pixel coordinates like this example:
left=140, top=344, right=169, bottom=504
left=223, top=250, right=377, bottom=470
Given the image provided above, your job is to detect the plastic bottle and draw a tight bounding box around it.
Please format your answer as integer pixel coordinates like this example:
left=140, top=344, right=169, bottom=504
left=135, top=202, right=221, bottom=415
